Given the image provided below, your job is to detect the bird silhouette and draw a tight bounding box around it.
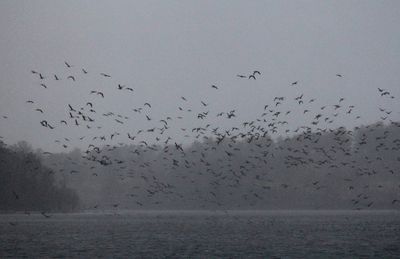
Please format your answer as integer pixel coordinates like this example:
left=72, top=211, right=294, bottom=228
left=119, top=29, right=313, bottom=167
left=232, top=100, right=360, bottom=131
left=64, top=61, right=72, bottom=68
left=100, top=73, right=111, bottom=78
left=67, top=76, right=76, bottom=81
left=12, top=190, right=19, bottom=200
left=41, top=212, right=51, bottom=218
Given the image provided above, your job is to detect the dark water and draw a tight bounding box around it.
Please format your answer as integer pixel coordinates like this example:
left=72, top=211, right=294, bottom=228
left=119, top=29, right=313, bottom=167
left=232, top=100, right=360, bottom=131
left=1, top=210, right=399, bottom=258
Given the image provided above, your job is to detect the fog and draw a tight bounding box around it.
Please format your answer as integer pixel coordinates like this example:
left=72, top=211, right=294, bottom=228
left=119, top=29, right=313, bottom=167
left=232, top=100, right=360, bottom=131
left=1, top=1, right=400, bottom=213
left=2, top=2, right=400, bottom=258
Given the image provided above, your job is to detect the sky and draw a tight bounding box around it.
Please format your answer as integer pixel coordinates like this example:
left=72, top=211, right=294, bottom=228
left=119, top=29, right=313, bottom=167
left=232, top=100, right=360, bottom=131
left=0, top=0, right=399, bottom=152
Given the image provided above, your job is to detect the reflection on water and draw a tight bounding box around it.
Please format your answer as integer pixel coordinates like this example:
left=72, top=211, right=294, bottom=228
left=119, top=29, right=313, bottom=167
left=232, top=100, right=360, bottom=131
left=1, top=210, right=400, bottom=258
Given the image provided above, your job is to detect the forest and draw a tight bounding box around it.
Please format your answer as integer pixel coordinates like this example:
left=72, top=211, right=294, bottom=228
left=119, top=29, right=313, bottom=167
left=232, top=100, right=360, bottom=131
left=0, top=141, right=79, bottom=212
left=35, top=121, right=400, bottom=211
left=1, top=121, right=399, bottom=212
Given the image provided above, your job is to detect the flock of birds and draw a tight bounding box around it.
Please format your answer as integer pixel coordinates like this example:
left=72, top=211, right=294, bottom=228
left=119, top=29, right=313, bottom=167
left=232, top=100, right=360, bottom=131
left=2, top=60, right=400, bottom=215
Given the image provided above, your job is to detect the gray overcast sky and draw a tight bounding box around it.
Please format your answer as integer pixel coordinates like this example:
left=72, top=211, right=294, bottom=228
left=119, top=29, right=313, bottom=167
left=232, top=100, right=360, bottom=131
left=0, top=0, right=399, bottom=152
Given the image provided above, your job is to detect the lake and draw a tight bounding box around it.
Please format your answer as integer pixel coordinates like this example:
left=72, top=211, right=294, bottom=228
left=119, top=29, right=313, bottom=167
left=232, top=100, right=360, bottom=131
left=1, top=210, right=399, bottom=258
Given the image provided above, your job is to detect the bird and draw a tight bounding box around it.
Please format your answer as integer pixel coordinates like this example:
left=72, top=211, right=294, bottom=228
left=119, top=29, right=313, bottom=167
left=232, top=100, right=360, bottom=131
left=211, top=85, right=218, bottom=89
left=12, top=190, right=19, bottom=200
left=82, top=68, right=88, bottom=74
left=144, top=103, right=151, bottom=108
left=117, top=84, right=125, bottom=90
left=291, top=81, right=298, bottom=86
left=67, top=76, right=76, bottom=81
left=100, top=73, right=111, bottom=78
left=40, top=120, right=48, bottom=127
left=336, top=74, right=343, bottom=77
left=41, top=212, right=51, bottom=218
left=249, top=75, right=256, bottom=80
left=64, top=61, right=72, bottom=68
left=175, top=142, right=183, bottom=151
left=40, top=83, right=47, bottom=89
left=68, top=104, right=76, bottom=112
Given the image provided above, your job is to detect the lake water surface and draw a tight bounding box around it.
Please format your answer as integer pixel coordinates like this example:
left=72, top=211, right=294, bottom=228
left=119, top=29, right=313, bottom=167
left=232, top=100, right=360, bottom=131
left=1, top=210, right=399, bottom=258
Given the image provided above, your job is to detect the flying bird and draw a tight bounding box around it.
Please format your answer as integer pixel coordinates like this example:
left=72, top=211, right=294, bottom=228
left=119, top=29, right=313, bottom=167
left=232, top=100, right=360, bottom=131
left=100, top=73, right=111, bottom=78
left=68, top=104, right=76, bottom=112
left=41, top=212, right=51, bottom=218
left=64, top=61, right=72, bottom=68
left=12, top=190, right=19, bottom=200
left=40, top=120, right=48, bottom=127
left=67, top=76, right=76, bottom=81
